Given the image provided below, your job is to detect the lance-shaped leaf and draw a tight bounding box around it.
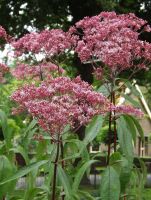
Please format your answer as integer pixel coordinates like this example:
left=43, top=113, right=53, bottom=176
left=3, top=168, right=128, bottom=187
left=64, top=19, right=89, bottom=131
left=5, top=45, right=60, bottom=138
left=120, top=157, right=132, bottom=192
left=72, top=160, right=97, bottom=192
left=84, top=115, right=103, bottom=146
left=127, top=115, right=144, bottom=141
left=0, top=110, right=11, bottom=147
left=100, top=166, right=120, bottom=200
left=0, top=160, right=48, bottom=185
left=0, top=155, right=16, bottom=199
left=117, top=116, right=134, bottom=163
left=123, top=115, right=137, bottom=145
left=57, top=165, right=73, bottom=199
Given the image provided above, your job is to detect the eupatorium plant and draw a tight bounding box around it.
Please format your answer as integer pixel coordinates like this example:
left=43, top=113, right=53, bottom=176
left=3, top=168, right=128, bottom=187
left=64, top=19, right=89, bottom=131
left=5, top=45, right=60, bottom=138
left=69, top=12, right=149, bottom=199
left=70, top=11, right=150, bottom=157
left=11, top=76, right=111, bottom=135
left=11, top=75, right=112, bottom=199
left=0, top=11, right=149, bottom=200
left=71, top=12, right=151, bottom=74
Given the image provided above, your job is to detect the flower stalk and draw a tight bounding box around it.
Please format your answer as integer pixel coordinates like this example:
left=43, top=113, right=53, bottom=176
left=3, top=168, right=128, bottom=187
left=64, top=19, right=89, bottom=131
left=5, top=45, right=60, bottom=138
left=51, top=138, right=60, bottom=200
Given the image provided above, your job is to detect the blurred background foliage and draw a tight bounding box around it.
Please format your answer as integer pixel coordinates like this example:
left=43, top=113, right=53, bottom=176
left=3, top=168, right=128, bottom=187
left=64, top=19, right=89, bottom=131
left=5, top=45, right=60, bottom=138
left=0, top=0, right=150, bottom=36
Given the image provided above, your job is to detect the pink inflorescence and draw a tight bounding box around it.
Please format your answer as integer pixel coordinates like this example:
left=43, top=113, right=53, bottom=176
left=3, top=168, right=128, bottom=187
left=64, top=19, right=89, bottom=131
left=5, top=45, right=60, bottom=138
left=72, top=12, right=151, bottom=73
left=93, top=67, right=103, bottom=80
left=11, top=76, right=111, bottom=134
left=0, top=63, right=9, bottom=83
left=12, top=29, right=78, bottom=57
left=114, top=105, right=144, bottom=117
left=0, top=26, right=7, bottom=41
left=11, top=62, right=65, bottom=80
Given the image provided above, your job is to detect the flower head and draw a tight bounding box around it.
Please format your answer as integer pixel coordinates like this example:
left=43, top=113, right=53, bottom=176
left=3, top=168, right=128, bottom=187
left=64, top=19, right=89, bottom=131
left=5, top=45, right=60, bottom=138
left=12, top=29, right=78, bottom=57
left=113, top=105, right=143, bottom=117
left=0, top=26, right=7, bottom=41
left=73, top=12, right=151, bottom=72
left=11, top=62, right=65, bottom=80
left=11, top=76, right=111, bottom=134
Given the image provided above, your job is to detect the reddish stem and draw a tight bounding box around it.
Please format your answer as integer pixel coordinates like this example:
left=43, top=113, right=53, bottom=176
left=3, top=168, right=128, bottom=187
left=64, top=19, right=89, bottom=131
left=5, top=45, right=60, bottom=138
left=60, top=138, right=65, bottom=200
left=112, top=91, right=117, bottom=152
left=51, top=140, right=60, bottom=200
left=107, top=93, right=113, bottom=165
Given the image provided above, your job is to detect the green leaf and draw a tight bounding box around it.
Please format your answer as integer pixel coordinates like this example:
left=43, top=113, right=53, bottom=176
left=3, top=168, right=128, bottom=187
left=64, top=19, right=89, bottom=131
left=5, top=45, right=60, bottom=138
left=63, top=115, right=103, bottom=161
left=57, top=165, right=72, bottom=199
left=120, top=157, right=132, bottom=192
left=62, top=152, right=81, bottom=161
left=36, top=140, right=47, bottom=160
left=100, top=166, right=120, bottom=200
left=109, top=152, right=123, bottom=177
left=0, top=155, right=16, bottom=198
left=97, top=84, right=110, bottom=97
left=0, top=109, right=8, bottom=139
left=117, top=116, right=134, bottom=163
left=84, top=115, right=104, bottom=146
left=0, top=160, right=48, bottom=185
left=72, top=160, right=97, bottom=192
left=0, top=110, right=12, bottom=147
left=121, top=94, right=140, bottom=108
left=109, top=152, right=121, bottom=166
left=124, top=81, right=140, bottom=97
left=23, top=119, right=37, bottom=137
left=109, top=152, right=132, bottom=193
left=123, top=115, right=137, bottom=145
left=65, top=115, right=103, bottom=160
left=128, top=115, right=144, bottom=141
left=63, top=116, right=104, bottom=161
left=64, top=141, right=79, bottom=160
left=136, top=158, right=147, bottom=186
left=78, top=190, right=95, bottom=200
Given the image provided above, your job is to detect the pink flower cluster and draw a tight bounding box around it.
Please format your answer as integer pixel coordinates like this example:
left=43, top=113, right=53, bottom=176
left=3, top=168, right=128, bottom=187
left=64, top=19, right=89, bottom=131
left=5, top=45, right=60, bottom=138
left=0, top=26, right=7, bottom=41
left=11, top=62, right=65, bottom=80
left=114, top=105, right=143, bottom=117
left=73, top=12, right=151, bottom=73
left=0, top=63, right=9, bottom=83
left=11, top=76, right=110, bottom=134
left=12, top=29, right=78, bottom=57
left=93, top=67, right=103, bottom=80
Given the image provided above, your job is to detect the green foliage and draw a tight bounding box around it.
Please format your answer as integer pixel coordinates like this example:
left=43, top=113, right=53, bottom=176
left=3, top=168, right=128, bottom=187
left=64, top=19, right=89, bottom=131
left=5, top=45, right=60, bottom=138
left=0, top=79, right=21, bottom=115
left=117, top=115, right=134, bottom=163
left=96, top=125, right=114, bottom=145
left=109, top=152, right=132, bottom=195
left=100, top=166, right=120, bottom=200
left=119, top=156, right=132, bottom=193
left=85, top=115, right=104, bottom=146
left=57, top=165, right=73, bottom=199
left=0, top=160, right=48, bottom=186
left=72, top=160, right=97, bottom=193
left=126, top=158, right=147, bottom=200
left=0, top=155, right=16, bottom=199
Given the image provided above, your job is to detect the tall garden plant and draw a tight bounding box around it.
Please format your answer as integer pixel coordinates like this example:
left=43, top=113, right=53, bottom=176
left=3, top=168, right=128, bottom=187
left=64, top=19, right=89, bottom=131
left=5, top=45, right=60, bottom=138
left=0, top=12, right=151, bottom=200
